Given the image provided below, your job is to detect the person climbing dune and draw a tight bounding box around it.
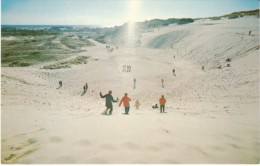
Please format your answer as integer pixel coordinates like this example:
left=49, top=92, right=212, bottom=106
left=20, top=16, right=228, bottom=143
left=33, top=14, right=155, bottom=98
left=159, top=95, right=166, bottom=113
left=56, top=80, right=62, bottom=89
left=119, top=93, right=131, bottom=115
left=100, top=90, right=118, bottom=115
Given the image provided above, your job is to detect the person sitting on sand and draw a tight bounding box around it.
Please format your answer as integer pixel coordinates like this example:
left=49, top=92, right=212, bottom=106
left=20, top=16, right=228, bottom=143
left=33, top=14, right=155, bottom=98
left=100, top=90, right=118, bottom=115
left=159, top=95, right=166, bottom=113
left=119, top=93, right=131, bottom=115
left=152, top=104, right=158, bottom=109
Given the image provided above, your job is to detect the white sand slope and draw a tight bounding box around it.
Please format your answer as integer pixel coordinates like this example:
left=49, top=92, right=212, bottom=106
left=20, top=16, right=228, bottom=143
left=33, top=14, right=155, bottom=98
left=1, top=16, right=259, bottom=164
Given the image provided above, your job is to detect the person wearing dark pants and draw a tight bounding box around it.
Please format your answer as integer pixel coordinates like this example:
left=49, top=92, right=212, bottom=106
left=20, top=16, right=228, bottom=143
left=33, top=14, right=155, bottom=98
left=100, top=90, right=118, bottom=115
left=159, top=95, right=166, bottom=113
left=160, top=105, right=165, bottom=113
left=125, top=107, right=130, bottom=114
left=119, top=93, right=131, bottom=115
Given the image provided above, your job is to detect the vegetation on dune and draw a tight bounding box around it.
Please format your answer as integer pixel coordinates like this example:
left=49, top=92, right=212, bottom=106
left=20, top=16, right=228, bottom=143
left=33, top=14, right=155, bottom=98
left=1, top=28, right=56, bottom=36
left=209, top=17, right=222, bottom=20
left=94, top=35, right=107, bottom=44
left=42, top=56, right=89, bottom=69
left=60, top=35, right=95, bottom=49
left=223, top=9, right=259, bottom=19
left=137, top=18, right=194, bottom=29
left=1, top=9, right=258, bottom=67
left=1, top=29, right=95, bottom=67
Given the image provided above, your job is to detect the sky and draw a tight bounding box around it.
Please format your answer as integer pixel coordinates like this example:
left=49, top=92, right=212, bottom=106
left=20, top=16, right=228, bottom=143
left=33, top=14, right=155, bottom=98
left=1, top=0, right=259, bottom=27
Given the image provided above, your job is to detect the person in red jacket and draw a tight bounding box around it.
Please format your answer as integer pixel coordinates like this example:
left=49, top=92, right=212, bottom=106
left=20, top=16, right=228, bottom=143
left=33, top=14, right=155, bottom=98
left=159, top=95, right=166, bottom=113
left=119, top=93, right=131, bottom=115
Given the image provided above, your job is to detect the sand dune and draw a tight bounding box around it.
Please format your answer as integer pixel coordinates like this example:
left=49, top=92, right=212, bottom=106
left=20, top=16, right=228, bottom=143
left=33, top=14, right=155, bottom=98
left=1, top=16, right=259, bottom=164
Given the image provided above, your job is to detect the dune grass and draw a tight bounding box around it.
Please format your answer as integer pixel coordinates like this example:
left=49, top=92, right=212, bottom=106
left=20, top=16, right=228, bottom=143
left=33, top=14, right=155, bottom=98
left=42, top=56, right=89, bottom=69
left=1, top=29, right=95, bottom=67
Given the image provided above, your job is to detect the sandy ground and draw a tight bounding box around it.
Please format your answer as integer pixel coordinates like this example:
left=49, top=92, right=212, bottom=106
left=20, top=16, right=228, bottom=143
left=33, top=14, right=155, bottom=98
left=1, top=16, right=259, bottom=164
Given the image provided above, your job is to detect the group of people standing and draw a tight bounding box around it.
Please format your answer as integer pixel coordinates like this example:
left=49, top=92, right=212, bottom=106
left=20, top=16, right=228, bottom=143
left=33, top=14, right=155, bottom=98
left=100, top=90, right=166, bottom=115
left=122, top=65, right=131, bottom=72
left=57, top=76, right=168, bottom=116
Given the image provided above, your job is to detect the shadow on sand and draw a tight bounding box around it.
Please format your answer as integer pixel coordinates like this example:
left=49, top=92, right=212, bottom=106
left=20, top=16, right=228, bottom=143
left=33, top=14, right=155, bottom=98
left=81, top=91, right=87, bottom=96
left=56, top=85, right=62, bottom=89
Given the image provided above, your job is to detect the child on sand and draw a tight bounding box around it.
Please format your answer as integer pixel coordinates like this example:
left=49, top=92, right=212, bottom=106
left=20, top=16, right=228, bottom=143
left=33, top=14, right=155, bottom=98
left=135, top=100, right=140, bottom=110
left=119, top=93, right=131, bottom=115
left=159, top=95, right=166, bottom=113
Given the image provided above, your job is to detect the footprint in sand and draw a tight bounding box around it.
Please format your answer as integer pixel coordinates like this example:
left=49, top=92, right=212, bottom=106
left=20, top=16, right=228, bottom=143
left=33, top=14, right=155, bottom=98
left=146, top=145, right=161, bottom=151
left=52, top=155, right=76, bottom=164
left=188, top=145, right=208, bottom=156
left=161, top=128, right=171, bottom=134
left=122, top=141, right=141, bottom=150
left=160, top=158, right=180, bottom=164
left=76, top=139, right=91, bottom=146
left=49, top=136, right=63, bottom=143
left=228, top=143, right=241, bottom=149
left=88, top=157, right=108, bottom=164
left=130, top=159, right=148, bottom=164
left=99, top=143, right=117, bottom=151
left=3, top=138, right=39, bottom=164
left=210, top=145, right=225, bottom=152
left=158, top=141, right=175, bottom=149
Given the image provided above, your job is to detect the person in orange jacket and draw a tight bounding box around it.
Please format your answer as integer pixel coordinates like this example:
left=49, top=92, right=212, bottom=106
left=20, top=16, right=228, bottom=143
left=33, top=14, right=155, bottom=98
left=159, top=95, right=166, bottom=113
left=119, top=93, right=131, bottom=115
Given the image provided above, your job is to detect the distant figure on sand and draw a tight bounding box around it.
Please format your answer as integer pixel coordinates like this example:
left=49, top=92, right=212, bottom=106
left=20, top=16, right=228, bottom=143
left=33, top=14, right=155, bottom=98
left=152, top=104, right=158, bottom=109
left=226, top=58, right=231, bottom=62
left=172, top=69, right=176, bottom=76
left=161, top=79, right=164, bottom=88
left=119, top=93, right=131, bottom=115
left=100, top=90, right=118, bottom=115
left=202, top=66, right=205, bottom=71
left=159, top=95, right=166, bottom=113
left=127, top=65, right=131, bottom=72
left=135, top=100, right=140, bottom=110
left=249, top=30, right=251, bottom=36
left=57, top=81, right=62, bottom=89
left=82, top=83, right=88, bottom=95
left=133, top=78, right=136, bottom=89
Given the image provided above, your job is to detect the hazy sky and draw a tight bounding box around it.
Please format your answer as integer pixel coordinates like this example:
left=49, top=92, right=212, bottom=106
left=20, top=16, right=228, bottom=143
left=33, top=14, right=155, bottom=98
left=1, top=0, right=259, bottom=27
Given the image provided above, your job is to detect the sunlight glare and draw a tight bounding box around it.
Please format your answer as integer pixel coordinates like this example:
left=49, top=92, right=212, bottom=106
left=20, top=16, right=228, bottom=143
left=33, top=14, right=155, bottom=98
left=127, top=0, right=141, bottom=47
